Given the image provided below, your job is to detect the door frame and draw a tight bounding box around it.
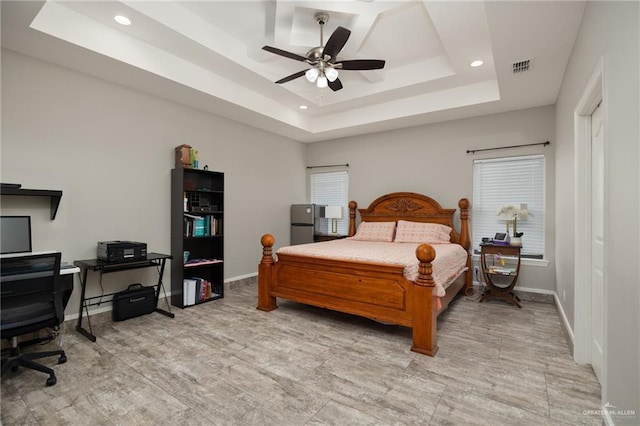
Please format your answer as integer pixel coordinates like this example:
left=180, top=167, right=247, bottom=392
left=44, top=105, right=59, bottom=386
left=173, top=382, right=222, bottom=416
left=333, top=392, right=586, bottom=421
left=573, top=57, right=606, bottom=384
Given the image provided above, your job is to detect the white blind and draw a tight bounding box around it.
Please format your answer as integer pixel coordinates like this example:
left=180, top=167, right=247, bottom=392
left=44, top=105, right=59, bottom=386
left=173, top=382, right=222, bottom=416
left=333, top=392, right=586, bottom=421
left=472, top=155, right=545, bottom=257
left=310, top=170, right=349, bottom=235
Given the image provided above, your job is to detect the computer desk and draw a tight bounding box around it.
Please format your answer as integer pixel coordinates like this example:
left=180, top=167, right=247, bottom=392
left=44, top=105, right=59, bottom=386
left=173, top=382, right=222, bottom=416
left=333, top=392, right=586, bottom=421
left=74, top=253, right=174, bottom=342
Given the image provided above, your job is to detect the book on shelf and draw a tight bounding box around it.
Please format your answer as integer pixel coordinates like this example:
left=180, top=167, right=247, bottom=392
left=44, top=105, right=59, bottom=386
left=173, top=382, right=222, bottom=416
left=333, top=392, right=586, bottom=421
left=488, top=266, right=516, bottom=275
left=183, top=278, right=197, bottom=306
left=184, top=277, right=218, bottom=304
left=183, top=214, right=222, bottom=237
left=193, top=217, right=206, bottom=237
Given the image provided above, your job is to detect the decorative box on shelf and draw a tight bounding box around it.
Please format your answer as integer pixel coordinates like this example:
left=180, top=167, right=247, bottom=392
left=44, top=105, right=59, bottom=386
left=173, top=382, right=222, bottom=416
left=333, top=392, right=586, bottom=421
left=175, top=144, right=192, bottom=168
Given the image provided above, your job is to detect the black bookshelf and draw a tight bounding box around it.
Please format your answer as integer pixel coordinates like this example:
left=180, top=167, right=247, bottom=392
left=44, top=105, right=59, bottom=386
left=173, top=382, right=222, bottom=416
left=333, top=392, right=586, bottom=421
left=171, top=168, right=224, bottom=308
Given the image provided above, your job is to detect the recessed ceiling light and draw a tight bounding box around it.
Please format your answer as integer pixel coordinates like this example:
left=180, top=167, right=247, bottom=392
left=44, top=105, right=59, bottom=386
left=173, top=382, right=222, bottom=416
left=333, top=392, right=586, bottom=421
left=114, top=15, right=131, bottom=26
left=299, top=105, right=308, bottom=110
left=470, top=60, right=484, bottom=68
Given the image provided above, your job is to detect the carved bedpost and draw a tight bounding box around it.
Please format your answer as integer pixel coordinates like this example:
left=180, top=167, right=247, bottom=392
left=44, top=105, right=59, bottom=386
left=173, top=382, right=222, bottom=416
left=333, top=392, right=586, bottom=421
left=348, top=201, right=357, bottom=237
left=458, top=198, right=471, bottom=250
left=411, top=243, right=438, bottom=357
left=257, top=234, right=277, bottom=311
left=458, top=198, right=473, bottom=296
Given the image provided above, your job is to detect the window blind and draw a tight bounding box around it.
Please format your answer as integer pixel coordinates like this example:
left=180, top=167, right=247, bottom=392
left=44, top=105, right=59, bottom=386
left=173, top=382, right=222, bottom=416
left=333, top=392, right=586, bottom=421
left=310, top=170, right=349, bottom=235
left=472, top=155, right=545, bottom=257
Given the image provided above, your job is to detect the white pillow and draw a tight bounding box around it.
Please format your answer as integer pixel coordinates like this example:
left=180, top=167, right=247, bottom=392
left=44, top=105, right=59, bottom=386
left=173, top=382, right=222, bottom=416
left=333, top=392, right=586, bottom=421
left=394, top=220, right=451, bottom=243
left=351, top=221, right=396, bottom=242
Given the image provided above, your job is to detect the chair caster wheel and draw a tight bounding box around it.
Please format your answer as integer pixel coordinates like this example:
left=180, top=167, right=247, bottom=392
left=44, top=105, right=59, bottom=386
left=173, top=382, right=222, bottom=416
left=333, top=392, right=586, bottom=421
left=46, top=376, right=57, bottom=386
left=58, top=355, right=67, bottom=364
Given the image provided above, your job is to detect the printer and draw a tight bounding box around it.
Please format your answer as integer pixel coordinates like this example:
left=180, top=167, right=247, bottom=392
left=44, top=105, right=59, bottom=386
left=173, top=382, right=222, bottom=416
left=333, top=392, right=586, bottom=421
left=97, top=241, right=147, bottom=263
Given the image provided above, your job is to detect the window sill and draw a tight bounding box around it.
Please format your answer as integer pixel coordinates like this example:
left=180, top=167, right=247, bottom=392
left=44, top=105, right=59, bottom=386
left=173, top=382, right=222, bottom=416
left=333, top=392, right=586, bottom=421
left=471, top=253, right=550, bottom=267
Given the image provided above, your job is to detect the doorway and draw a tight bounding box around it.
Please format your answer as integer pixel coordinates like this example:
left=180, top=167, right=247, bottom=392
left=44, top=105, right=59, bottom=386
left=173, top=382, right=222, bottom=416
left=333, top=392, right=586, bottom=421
left=590, top=101, right=604, bottom=382
left=573, top=58, right=605, bottom=388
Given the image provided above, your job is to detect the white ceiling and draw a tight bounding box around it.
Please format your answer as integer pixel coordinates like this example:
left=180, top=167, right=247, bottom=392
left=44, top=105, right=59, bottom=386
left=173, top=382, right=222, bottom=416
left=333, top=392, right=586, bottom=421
left=1, top=1, right=586, bottom=143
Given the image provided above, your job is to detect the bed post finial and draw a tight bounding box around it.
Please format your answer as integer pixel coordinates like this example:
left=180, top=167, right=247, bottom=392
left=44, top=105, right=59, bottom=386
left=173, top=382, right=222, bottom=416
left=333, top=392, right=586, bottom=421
left=260, top=234, right=275, bottom=264
left=257, top=234, right=277, bottom=312
left=415, top=244, right=436, bottom=287
left=412, top=243, right=438, bottom=356
left=348, top=201, right=358, bottom=237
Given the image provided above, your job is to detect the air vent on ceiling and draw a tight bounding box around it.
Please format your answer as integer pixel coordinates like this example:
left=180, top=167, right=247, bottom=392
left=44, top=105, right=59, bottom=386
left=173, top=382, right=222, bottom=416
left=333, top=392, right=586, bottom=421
left=512, top=59, right=532, bottom=73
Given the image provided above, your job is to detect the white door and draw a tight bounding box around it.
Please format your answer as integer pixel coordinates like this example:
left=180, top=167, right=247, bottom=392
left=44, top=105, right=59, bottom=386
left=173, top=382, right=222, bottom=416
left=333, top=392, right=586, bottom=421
left=590, top=102, right=604, bottom=381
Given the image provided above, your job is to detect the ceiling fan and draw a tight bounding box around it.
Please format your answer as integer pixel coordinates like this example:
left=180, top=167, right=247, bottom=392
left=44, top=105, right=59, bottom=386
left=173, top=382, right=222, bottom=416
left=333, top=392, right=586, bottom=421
left=262, top=12, right=386, bottom=91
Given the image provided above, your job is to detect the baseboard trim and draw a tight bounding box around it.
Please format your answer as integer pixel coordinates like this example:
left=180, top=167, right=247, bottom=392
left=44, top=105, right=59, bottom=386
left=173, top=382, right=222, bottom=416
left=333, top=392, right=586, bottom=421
left=554, top=291, right=575, bottom=345
left=472, top=281, right=554, bottom=296
left=224, top=272, right=257, bottom=283
left=513, top=286, right=554, bottom=295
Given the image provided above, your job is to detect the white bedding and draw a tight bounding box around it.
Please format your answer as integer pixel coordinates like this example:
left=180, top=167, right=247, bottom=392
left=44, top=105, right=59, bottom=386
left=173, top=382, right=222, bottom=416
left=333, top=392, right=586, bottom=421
left=276, top=239, right=468, bottom=297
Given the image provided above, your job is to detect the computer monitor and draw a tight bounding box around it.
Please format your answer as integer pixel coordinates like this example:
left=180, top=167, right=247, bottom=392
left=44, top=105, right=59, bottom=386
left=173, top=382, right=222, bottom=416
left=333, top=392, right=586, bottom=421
left=1, top=216, right=33, bottom=255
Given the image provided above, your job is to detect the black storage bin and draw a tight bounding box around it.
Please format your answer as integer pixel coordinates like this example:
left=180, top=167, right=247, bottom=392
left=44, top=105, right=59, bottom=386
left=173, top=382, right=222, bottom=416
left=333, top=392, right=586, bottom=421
left=112, top=283, right=156, bottom=321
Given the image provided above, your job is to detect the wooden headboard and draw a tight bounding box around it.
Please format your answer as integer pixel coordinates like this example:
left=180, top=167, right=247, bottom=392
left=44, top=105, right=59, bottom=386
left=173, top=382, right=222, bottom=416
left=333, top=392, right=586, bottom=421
left=347, top=192, right=470, bottom=250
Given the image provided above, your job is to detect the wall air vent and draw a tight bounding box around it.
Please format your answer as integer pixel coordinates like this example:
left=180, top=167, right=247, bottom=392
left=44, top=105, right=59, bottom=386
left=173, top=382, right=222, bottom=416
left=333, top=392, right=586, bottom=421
left=512, top=59, right=531, bottom=73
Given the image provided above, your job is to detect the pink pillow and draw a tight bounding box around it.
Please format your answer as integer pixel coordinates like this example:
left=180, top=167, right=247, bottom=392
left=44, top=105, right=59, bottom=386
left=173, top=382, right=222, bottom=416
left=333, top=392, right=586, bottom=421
left=394, top=220, right=452, bottom=243
left=351, top=221, right=396, bottom=242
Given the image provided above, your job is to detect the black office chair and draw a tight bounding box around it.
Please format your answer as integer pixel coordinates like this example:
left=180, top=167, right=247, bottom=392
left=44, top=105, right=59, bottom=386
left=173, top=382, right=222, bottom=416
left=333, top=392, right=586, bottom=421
left=1, top=252, right=67, bottom=386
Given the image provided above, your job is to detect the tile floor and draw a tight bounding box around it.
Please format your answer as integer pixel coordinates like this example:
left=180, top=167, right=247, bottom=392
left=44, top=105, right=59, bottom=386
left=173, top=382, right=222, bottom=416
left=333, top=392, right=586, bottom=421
left=1, top=283, right=601, bottom=425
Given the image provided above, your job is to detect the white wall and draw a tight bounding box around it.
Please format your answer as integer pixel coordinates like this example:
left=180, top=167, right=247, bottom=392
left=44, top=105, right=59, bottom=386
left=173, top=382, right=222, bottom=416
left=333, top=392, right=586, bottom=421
left=0, top=49, right=306, bottom=316
left=307, top=105, right=556, bottom=292
left=555, top=1, right=639, bottom=420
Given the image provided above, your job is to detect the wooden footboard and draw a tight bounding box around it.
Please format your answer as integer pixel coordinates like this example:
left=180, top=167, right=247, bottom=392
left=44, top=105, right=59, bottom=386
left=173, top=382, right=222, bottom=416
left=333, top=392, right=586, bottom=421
left=257, top=193, right=471, bottom=357
left=257, top=235, right=441, bottom=355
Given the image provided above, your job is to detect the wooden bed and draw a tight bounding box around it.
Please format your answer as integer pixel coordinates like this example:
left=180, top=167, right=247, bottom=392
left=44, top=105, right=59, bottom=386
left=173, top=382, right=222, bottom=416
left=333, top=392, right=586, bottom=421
left=257, top=192, right=472, bottom=356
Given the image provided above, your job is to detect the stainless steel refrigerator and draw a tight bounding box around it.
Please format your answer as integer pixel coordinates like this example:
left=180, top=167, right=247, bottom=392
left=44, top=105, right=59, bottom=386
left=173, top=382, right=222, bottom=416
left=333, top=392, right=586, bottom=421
left=291, top=204, right=324, bottom=245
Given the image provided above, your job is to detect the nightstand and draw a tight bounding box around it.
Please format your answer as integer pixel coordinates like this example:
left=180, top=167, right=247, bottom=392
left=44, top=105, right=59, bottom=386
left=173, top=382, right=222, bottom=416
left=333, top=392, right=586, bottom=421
left=479, top=243, right=522, bottom=308
left=314, top=234, right=347, bottom=242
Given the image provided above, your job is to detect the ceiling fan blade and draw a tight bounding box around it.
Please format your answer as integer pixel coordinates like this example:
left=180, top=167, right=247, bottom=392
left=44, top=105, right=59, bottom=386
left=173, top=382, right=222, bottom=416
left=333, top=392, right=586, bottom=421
left=336, top=59, right=386, bottom=70
left=328, top=78, right=343, bottom=92
left=322, top=26, right=351, bottom=60
left=262, top=46, right=307, bottom=62
left=275, top=70, right=307, bottom=84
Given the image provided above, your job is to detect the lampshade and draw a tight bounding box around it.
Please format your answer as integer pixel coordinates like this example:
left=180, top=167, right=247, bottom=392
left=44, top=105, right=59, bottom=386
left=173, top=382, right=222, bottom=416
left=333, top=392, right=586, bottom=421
left=325, top=67, right=339, bottom=82
left=324, top=206, right=342, bottom=219
left=316, top=75, right=328, bottom=88
left=305, top=68, right=319, bottom=83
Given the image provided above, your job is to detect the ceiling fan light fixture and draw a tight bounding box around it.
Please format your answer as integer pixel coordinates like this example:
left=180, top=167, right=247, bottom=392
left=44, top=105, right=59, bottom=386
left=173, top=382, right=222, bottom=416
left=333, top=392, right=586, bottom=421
left=262, top=12, right=385, bottom=92
left=305, top=68, right=319, bottom=83
left=316, top=75, right=328, bottom=88
left=325, top=67, right=339, bottom=82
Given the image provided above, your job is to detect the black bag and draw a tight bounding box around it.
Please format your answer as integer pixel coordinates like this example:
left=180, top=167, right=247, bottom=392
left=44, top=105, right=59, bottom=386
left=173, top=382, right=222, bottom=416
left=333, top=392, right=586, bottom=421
left=112, top=283, right=156, bottom=321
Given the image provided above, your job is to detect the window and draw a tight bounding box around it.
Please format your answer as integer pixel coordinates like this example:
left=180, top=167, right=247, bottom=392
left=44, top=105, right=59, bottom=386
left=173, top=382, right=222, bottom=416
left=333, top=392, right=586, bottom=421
left=472, top=155, right=545, bottom=257
left=310, top=170, right=349, bottom=235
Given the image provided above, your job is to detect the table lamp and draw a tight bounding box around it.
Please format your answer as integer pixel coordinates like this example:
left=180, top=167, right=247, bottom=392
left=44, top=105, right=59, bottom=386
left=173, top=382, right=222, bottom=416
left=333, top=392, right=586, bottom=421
left=325, top=206, right=342, bottom=234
